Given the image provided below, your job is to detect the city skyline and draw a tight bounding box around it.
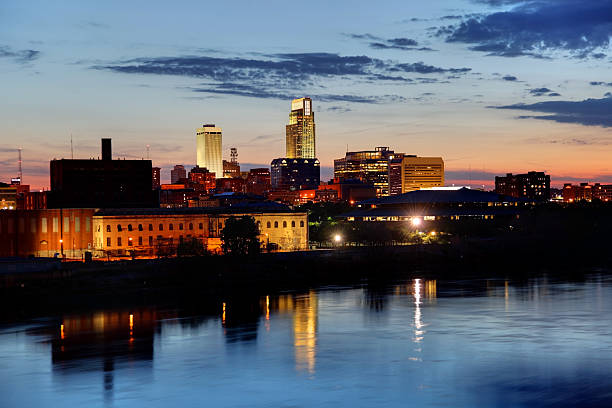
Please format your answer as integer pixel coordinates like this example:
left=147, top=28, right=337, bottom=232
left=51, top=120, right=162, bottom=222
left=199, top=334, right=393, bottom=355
left=1, top=0, right=612, bottom=189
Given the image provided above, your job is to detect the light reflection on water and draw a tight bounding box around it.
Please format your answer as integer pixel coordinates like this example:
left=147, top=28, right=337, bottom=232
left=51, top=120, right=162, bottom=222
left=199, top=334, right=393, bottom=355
left=1, top=276, right=612, bottom=407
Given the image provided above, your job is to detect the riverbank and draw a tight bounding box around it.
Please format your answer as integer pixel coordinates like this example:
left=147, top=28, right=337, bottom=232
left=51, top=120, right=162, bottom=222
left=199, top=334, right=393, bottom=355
left=1, top=234, right=610, bottom=323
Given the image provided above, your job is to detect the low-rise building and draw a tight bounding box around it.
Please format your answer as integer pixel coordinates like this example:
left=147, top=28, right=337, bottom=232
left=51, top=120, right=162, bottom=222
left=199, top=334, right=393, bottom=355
left=562, top=183, right=612, bottom=202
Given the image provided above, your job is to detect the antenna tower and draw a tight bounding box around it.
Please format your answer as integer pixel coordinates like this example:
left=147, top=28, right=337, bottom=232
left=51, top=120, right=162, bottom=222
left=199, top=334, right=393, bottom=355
left=146, top=144, right=150, bottom=160
left=18, top=148, right=23, bottom=182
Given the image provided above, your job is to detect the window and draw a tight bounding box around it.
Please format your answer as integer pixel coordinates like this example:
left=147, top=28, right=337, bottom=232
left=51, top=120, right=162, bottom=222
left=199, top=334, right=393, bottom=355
left=138, top=224, right=143, bottom=231
left=30, top=218, right=37, bottom=233
left=283, top=221, right=287, bottom=228
left=18, top=218, right=24, bottom=233
left=189, top=223, right=193, bottom=230
left=149, top=236, right=153, bottom=246
left=169, top=223, right=174, bottom=231
left=117, top=224, right=122, bottom=232
left=291, top=221, right=295, bottom=228
left=138, top=236, right=143, bottom=245
left=179, top=223, right=183, bottom=230
left=107, top=237, right=111, bottom=247
left=198, top=223, right=203, bottom=230
left=128, top=238, right=133, bottom=246
left=117, top=237, right=122, bottom=246
left=107, top=225, right=111, bottom=232
left=267, top=221, right=271, bottom=228
left=274, top=221, right=278, bottom=228
left=219, top=222, right=223, bottom=229
left=148, top=224, right=153, bottom=231
left=75, top=217, right=80, bottom=233
left=85, top=217, right=91, bottom=232
left=64, top=217, right=70, bottom=232
left=41, top=217, right=47, bottom=233
left=300, top=221, right=304, bottom=228
left=128, top=224, right=133, bottom=231
left=53, top=217, right=58, bottom=233
left=159, top=224, right=164, bottom=231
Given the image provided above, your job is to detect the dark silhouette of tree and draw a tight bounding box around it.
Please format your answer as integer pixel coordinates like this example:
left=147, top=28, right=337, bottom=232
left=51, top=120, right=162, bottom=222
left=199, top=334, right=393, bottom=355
left=177, top=237, right=207, bottom=257
left=220, top=216, right=261, bottom=256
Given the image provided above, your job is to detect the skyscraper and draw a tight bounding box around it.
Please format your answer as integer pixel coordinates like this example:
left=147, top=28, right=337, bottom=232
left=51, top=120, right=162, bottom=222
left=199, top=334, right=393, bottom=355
left=196, top=124, right=223, bottom=178
left=286, top=98, right=315, bottom=159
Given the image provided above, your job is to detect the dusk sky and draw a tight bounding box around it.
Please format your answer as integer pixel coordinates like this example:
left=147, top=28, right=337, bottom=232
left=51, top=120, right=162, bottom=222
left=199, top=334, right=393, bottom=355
left=1, top=0, right=611, bottom=189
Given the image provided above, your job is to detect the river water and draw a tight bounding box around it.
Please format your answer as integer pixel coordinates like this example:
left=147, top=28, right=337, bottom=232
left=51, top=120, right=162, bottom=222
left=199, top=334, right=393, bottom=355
left=1, top=275, right=611, bottom=407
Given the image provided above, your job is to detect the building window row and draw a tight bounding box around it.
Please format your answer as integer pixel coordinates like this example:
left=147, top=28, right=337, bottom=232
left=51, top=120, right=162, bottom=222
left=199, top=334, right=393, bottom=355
left=107, top=222, right=203, bottom=232
left=265, top=220, right=305, bottom=229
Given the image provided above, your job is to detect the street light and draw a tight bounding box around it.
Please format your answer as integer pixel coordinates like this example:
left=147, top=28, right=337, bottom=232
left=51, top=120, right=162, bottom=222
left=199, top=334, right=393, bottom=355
left=411, top=217, right=422, bottom=227
left=334, top=234, right=342, bottom=244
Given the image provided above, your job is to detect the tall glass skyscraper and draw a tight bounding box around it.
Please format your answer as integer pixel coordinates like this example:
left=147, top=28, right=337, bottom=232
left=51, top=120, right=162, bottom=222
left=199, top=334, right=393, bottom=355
left=196, top=124, right=223, bottom=178
left=286, top=98, right=315, bottom=159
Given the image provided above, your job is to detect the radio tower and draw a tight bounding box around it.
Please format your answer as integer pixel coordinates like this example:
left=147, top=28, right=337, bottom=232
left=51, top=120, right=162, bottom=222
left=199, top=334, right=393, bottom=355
left=146, top=144, right=150, bottom=159
left=18, top=147, right=23, bottom=183
left=230, top=147, right=238, bottom=164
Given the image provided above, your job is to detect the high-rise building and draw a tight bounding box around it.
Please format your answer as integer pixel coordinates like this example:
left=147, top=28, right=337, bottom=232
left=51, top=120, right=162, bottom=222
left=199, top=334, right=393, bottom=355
left=495, top=171, right=550, bottom=201
left=334, top=147, right=402, bottom=197
left=286, top=98, right=315, bottom=159
left=271, top=158, right=320, bottom=191
left=389, top=156, right=445, bottom=194
left=48, top=139, right=157, bottom=208
left=196, top=124, right=223, bottom=178
left=152, top=167, right=161, bottom=189
left=170, top=165, right=186, bottom=184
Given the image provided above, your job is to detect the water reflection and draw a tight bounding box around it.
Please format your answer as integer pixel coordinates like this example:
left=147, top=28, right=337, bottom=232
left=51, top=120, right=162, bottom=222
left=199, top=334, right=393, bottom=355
left=3, top=275, right=611, bottom=408
left=47, top=310, right=160, bottom=403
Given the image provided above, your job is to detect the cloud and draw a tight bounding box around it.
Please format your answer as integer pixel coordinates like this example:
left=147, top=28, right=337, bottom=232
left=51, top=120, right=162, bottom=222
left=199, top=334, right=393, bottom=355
left=529, top=87, right=554, bottom=96
left=326, top=106, right=352, bottom=113
left=493, top=96, right=612, bottom=127
left=502, top=75, right=518, bottom=81
left=347, top=33, right=435, bottom=51
left=590, top=81, right=612, bottom=87
left=439, top=0, right=612, bottom=58
left=94, top=52, right=469, bottom=102
left=0, top=45, right=40, bottom=64
left=393, top=62, right=471, bottom=74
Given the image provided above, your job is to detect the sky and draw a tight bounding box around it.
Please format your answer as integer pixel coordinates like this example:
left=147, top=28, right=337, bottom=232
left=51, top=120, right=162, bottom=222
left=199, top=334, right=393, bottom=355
left=1, top=0, right=611, bottom=189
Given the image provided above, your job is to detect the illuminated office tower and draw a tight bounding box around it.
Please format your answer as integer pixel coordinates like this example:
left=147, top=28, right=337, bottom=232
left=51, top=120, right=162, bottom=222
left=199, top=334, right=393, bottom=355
left=196, top=124, right=223, bottom=178
left=286, top=98, right=315, bottom=159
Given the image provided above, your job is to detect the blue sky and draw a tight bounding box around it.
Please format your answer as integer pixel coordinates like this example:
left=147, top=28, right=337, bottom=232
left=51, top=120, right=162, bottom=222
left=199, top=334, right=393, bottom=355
left=1, top=0, right=611, bottom=188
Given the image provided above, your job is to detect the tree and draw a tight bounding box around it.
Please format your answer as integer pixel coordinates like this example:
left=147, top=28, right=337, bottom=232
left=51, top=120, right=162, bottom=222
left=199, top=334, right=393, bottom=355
left=220, top=216, right=261, bottom=256
left=177, top=237, right=207, bottom=257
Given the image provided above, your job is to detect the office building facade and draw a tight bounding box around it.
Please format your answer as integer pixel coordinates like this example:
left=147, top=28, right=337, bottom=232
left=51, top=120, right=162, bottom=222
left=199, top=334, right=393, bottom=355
left=170, top=165, right=186, bottom=184
left=286, top=98, right=315, bottom=159
left=495, top=171, right=550, bottom=201
left=271, top=158, right=320, bottom=191
left=196, top=124, right=223, bottom=178
left=389, top=156, right=445, bottom=195
left=334, top=147, right=401, bottom=197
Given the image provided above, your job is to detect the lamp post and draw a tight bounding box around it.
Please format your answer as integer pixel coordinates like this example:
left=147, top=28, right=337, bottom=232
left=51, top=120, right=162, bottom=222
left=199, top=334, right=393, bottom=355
left=334, top=234, right=342, bottom=247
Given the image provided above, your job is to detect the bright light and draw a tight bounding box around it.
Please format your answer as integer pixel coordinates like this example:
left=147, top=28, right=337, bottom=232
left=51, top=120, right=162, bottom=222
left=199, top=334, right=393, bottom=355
left=429, top=231, right=436, bottom=236
left=59, top=239, right=63, bottom=243
left=334, top=234, right=342, bottom=242
left=411, top=217, right=422, bottom=227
